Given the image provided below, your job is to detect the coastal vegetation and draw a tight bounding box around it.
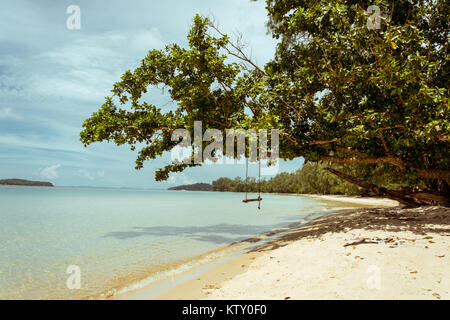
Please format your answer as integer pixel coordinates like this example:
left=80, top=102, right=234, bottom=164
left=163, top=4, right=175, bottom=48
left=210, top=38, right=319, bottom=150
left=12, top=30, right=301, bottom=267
left=81, top=0, right=449, bottom=207
left=169, top=162, right=415, bottom=195
left=168, top=183, right=213, bottom=191
left=212, top=162, right=414, bottom=195
left=0, top=179, right=54, bottom=187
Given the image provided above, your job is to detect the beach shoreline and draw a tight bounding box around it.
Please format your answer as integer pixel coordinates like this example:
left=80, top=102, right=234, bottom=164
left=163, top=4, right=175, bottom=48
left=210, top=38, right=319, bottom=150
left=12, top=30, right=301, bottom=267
left=203, top=205, right=450, bottom=300
left=158, top=204, right=449, bottom=300
left=115, top=194, right=403, bottom=300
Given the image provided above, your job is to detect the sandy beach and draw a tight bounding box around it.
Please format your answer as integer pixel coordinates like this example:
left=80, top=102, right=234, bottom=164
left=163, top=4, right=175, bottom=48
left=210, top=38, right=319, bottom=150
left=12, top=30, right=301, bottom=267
left=203, top=206, right=450, bottom=300
left=114, top=195, right=450, bottom=300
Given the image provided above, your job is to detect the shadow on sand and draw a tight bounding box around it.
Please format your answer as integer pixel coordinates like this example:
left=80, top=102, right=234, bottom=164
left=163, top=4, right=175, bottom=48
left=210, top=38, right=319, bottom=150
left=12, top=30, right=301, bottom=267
left=247, top=206, right=450, bottom=253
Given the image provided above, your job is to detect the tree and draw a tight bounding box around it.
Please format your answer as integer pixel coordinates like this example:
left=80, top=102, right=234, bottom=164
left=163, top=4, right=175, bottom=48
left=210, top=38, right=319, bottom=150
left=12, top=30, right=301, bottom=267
left=80, top=15, right=267, bottom=181
left=210, top=162, right=412, bottom=195
left=260, top=0, right=449, bottom=205
left=81, top=2, right=449, bottom=206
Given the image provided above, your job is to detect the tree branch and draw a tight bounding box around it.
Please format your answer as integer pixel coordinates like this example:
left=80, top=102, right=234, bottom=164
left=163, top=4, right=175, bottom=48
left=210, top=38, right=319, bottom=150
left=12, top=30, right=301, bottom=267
left=322, top=155, right=450, bottom=181
left=378, top=131, right=391, bottom=156
left=208, top=22, right=265, bottom=75
left=336, top=147, right=369, bottom=158
left=126, top=126, right=173, bottom=132
left=324, top=167, right=420, bottom=207
left=309, top=138, right=341, bottom=145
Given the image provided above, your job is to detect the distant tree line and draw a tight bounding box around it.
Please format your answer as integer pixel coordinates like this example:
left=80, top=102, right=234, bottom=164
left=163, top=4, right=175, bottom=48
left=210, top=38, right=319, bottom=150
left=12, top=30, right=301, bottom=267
left=212, top=162, right=419, bottom=196
left=168, top=183, right=213, bottom=191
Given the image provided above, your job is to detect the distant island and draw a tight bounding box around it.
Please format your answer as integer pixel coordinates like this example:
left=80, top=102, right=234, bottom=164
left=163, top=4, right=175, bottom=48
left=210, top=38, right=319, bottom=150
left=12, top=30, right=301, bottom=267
left=0, top=179, right=54, bottom=187
left=168, top=183, right=213, bottom=191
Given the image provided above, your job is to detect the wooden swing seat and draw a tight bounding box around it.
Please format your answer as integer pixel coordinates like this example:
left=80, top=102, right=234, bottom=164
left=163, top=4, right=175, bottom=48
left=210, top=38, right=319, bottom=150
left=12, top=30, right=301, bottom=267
left=242, top=157, right=263, bottom=209
left=242, top=197, right=263, bottom=203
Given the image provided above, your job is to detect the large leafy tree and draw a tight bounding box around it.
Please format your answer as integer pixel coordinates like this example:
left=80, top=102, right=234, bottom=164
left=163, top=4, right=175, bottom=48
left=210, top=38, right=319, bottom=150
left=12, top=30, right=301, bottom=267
left=259, top=0, right=449, bottom=205
left=81, top=1, right=449, bottom=206
left=80, top=15, right=270, bottom=181
left=80, top=15, right=266, bottom=180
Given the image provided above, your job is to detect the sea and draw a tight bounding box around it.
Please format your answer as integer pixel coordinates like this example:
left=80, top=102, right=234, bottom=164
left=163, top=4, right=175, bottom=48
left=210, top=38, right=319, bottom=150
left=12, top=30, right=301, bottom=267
left=0, top=186, right=332, bottom=299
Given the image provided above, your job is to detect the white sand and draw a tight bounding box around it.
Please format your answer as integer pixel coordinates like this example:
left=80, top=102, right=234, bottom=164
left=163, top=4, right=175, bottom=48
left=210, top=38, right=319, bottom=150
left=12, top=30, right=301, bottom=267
left=207, top=207, right=450, bottom=300
left=118, top=197, right=449, bottom=301
left=208, top=229, right=449, bottom=299
left=301, top=194, right=399, bottom=207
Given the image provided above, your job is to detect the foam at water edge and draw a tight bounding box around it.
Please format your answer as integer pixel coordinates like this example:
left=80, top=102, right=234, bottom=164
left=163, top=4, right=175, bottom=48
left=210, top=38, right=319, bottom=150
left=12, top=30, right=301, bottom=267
left=95, top=207, right=334, bottom=300
left=92, top=247, right=233, bottom=299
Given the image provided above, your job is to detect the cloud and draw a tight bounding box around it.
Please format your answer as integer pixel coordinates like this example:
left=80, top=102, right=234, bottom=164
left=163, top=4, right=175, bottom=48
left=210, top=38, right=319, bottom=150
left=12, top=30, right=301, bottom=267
left=0, top=107, right=22, bottom=120
left=167, top=172, right=195, bottom=185
left=129, top=28, right=165, bottom=55
left=0, top=0, right=284, bottom=188
left=29, top=29, right=165, bottom=103
left=37, top=164, right=61, bottom=179
left=0, top=133, right=84, bottom=154
left=77, top=169, right=94, bottom=180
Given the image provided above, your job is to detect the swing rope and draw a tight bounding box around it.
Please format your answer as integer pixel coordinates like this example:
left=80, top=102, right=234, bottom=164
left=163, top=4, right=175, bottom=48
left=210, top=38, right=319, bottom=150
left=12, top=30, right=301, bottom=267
left=243, top=157, right=262, bottom=210
left=245, top=157, right=249, bottom=202
left=258, top=158, right=261, bottom=210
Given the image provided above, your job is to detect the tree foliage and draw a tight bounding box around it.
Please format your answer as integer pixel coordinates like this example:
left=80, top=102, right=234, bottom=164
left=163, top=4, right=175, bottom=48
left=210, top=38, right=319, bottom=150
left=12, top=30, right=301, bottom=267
left=81, top=1, right=449, bottom=204
left=212, top=162, right=417, bottom=195
left=263, top=0, right=449, bottom=187
left=80, top=15, right=266, bottom=181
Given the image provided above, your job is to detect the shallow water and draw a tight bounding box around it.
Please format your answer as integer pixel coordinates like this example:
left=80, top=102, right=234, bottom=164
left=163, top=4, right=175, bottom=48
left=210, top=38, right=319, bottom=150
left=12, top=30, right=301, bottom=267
left=0, top=186, right=328, bottom=299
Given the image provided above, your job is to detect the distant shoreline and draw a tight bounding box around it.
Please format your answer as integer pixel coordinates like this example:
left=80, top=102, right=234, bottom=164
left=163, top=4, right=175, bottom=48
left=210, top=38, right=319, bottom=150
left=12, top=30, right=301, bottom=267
left=0, top=179, right=53, bottom=187
left=167, top=182, right=400, bottom=203
left=169, top=186, right=400, bottom=206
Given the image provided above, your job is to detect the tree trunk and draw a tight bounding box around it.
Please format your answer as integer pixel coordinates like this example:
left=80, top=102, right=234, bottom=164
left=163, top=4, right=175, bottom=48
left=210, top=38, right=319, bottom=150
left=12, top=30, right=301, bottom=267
left=323, top=167, right=449, bottom=207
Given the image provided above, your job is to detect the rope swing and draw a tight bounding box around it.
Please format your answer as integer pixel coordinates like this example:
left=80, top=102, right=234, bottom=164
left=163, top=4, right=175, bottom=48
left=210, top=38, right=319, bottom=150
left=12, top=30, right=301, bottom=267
left=242, top=157, right=262, bottom=210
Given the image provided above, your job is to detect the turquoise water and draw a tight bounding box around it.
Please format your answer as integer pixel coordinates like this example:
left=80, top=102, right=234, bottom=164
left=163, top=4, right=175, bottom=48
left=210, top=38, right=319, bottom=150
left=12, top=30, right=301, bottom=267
left=0, top=186, right=328, bottom=299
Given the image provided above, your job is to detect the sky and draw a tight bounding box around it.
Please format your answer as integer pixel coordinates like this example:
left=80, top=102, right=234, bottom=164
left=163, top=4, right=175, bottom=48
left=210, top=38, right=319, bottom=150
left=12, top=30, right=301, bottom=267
left=0, top=0, right=304, bottom=188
